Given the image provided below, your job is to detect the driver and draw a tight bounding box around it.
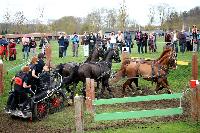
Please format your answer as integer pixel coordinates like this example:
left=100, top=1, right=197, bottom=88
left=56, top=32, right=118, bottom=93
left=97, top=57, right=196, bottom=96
left=6, top=66, right=32, bottom=112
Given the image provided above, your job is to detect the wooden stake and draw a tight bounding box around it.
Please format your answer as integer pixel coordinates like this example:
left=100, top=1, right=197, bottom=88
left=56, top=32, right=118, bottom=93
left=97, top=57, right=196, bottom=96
left=191, top=53, right=199, bottom=121
left=85, top=78, right=91, bottom=112
left=0, top=60, right=3, bottom=95
left=75, top=95, right=84, bottom=133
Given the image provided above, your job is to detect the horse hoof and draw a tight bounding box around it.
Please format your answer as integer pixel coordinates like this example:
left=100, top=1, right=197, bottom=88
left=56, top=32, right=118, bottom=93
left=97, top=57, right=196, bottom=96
left=138, top=90, right=142, bottom=94
left=154, top=91, right=158, bottom=95
left=168, top=90, right=173, bottom=94
left=131, top=92, right=135, bottom=95
left=109, top=94, right=114, bottom=98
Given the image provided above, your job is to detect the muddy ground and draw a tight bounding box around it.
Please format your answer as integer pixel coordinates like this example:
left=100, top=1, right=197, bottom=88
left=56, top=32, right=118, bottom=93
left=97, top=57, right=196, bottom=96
left=0, top=86, right=191, bottom=133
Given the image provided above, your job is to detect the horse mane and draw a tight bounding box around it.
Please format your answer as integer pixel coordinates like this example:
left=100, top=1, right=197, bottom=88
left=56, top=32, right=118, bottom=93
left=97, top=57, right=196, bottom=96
left=103, top=48, right=112, bottom=60
left=84, top=47, right=98, bottom=62
left=157, top=53, right=170, bottom=65
left=156, top=48, right=172, bottom=61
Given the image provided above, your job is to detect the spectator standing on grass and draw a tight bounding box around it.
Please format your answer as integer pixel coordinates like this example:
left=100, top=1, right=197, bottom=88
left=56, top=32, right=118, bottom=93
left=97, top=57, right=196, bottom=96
left=172, top=31, right=178, bottom=53
left=135, top=31, right=143, bottom=54
left=96, top=33, right=102, bottom=46
left=71, top=32, right=79, bottom=57
left=125, top=31, right=132, bottom=53
left=153, top=32, right=157, bottom=50
left=8, top=39, right=17, bottom=61
left=63, top=34, right=69, bottom=57
left=83, top=32, right=90, bottom=57
left=22, top=35, right=30, bottom=60
left=58, top=33, right=65, bottom=58
left=89, top=32, right=96, bottom=54
left=148, top=33, right=155, bottom=53
left=109, top=31, right=116, bottom=49
left=178, top=30, right=186, bottom=53
left=29, top=37, right=37, bottom=58
left=0, top=36, right=9, bottom=61
left=197, top=30, right=200, bottom=52
left=116, top=30, right=125, bottom=53
left=192, top=25, right=198, bottom=40
left=142, top=32, right=148, bottom=53
left=39, top=35, right=49, bottom=55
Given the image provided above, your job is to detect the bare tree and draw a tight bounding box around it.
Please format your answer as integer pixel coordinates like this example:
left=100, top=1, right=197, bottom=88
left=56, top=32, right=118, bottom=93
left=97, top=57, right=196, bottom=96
left=13, top=11, right=27, bottom=33
left=105, top=9, right=117, bottom=30
left=118, top=0, right=128, bottom=31
left=148, top=6, right=156, bottom=25
left=3, top=9, right=12, bottom=33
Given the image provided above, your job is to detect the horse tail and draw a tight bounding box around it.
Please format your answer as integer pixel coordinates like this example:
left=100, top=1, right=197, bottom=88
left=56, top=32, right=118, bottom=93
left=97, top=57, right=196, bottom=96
left=110, top=69, right=124, bottom=84
left=110, top=59, right=131, bottom=84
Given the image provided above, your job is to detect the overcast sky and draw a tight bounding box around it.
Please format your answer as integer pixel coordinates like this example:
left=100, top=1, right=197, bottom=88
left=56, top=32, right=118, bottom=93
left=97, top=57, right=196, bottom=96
left=0, top=0, right=199, bottom=25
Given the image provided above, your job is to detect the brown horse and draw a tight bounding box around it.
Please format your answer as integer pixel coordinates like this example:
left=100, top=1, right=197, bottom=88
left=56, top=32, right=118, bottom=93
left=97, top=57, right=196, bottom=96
left=118, top=48, right=173, bottom=92
left=111, top=48, right=177, bottom=94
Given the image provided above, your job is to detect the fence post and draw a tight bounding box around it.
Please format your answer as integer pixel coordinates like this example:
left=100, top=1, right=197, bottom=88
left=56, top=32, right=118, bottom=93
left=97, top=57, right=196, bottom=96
left=191, top=53, right=199, bottom=121
left=0, top=59, right=3, bottom=95
left=86, top=78, right=91, bottom=112
left=75, top=95, right=84, bottom=133
left=197, top=84, right=200, bottom=121
left=85, top=78, right=95, bottom=114
left=90, top=79, right=95, bottom=114
left=45, top=44, right=52, bottom=68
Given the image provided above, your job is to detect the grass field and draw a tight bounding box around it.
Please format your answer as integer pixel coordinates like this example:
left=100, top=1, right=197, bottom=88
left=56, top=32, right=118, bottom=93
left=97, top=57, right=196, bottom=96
left=0, top=37, right=200, bottom=133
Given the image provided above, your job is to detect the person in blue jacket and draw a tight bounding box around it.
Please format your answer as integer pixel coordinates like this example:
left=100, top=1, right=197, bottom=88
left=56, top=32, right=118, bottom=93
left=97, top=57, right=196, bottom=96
left=0, top=36, right=9, bottom=61
left=71, top=32, right=79, bottom=57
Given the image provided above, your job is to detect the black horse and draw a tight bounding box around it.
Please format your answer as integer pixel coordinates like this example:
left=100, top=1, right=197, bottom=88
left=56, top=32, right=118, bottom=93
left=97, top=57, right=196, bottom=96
left=55, top=46, right=105, bottom=99
left=54, top=62, right=79, bottom=98
left=84, top=46, right=104, bottom=63
left=77, top=48, right=121, bottom=98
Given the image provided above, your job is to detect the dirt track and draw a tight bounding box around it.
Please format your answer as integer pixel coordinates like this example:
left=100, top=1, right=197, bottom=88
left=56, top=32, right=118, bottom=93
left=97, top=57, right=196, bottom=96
left=0, top=87, right=191, bottom=133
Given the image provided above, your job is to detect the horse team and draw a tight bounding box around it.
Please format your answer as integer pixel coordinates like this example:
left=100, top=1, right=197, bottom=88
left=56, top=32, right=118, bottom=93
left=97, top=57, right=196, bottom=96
left=56, top=46, right=177, bottom=99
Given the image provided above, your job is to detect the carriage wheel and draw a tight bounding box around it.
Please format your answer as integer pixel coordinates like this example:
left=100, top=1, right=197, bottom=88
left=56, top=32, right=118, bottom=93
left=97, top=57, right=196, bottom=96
left=33, top=101, right=48, bottom=120
left=50, top=92, right=65, bottom=113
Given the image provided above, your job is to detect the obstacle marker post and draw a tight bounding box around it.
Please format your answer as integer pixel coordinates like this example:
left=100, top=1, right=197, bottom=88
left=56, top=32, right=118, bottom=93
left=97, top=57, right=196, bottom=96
left=0, top=60, right=3, bottom=95
left=191, top=52, right=199, bottom=121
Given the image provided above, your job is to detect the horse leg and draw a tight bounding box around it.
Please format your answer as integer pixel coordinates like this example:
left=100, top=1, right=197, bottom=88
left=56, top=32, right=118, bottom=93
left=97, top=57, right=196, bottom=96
left=104, top=79, right=114, bottom=98
left=155, top=78, right=172, bottom=94
left=133, top=75, right=139, bottom=89
left=70, top=82, right=78, bottom=104
left=82, top=82, right=86, bottom=99
left=123, top=78, right=135, bottom=95
left=122, top=80, right=129, bottom=95
left=97, top=81, right=105, bottom=99
left=161, top=78, right=172, bottom=94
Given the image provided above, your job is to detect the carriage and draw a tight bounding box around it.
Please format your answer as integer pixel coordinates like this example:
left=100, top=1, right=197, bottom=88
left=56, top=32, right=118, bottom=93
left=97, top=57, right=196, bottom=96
left=5, top=70, right=67, bottom=120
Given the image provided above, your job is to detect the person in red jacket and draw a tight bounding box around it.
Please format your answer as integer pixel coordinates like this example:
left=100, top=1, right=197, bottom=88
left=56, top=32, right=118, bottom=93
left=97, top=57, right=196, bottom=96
left=9, top=39, right=17, bottom=61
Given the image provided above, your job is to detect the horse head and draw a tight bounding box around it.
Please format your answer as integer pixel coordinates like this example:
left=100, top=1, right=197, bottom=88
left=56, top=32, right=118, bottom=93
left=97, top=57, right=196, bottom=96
left=157, top=49, right=177, bottom=70
left=104, top=48, right=121, bottom=63
left=168, top=49, right=177, bottom=69
left=54, top=63, right=64, bottom=75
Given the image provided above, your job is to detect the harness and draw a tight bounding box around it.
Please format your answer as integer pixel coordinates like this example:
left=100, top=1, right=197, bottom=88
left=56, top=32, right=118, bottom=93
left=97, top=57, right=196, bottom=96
left=14, top=72, right=27, bottom=87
